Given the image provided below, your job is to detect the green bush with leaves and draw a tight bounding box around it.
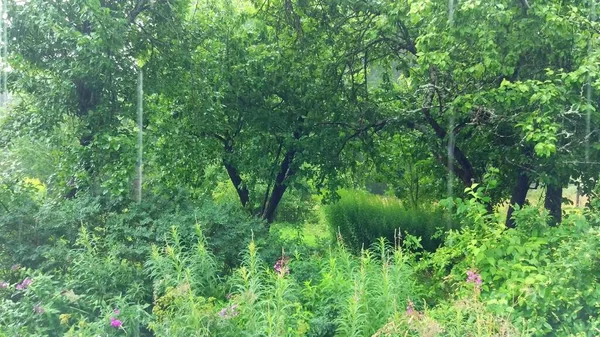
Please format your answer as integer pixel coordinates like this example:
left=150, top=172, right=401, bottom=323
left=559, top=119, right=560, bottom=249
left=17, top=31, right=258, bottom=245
left=324, top=189, right=452, bottom=253
left=1, top=215, right=530, bottom=337
left=146, top=225, right=521, bottom=337
left=0, top=192, right=104, bottom=270
left=0, top=228, right=150, bottom=337
left=424, top=184, right=600, bottom=336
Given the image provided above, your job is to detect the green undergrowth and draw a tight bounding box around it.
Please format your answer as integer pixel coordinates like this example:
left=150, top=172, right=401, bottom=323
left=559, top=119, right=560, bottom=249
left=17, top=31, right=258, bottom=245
left=2, top=185, right=600, bottom=336
left=0, top=224, right=524, bottom=337
left=324, top=189, right=454, bottom=253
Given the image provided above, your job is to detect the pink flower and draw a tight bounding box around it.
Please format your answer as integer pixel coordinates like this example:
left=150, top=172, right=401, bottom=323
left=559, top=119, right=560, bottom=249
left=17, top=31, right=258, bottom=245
left=406, top=300, right=415, bottom=315
left=218, top=304, right=239, bottom=319
left=16, top=278, right=32, bottom=290
left=114, top=309, right=120, bottom=315
left=0, top=281, right=8, bottom=289
left=274, top=256, right=290, bottom=275
left=110, top=317, right=123, bottom=328
left=466, top=270, right=482, bottom=286
left=33, top=303, right=45, bottom=314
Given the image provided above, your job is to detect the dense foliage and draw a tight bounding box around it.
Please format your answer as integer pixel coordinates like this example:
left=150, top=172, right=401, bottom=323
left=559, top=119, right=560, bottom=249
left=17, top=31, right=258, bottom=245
left=2, top=193, right=600, bottom=336
left=1, top=0, right=600, bottom=336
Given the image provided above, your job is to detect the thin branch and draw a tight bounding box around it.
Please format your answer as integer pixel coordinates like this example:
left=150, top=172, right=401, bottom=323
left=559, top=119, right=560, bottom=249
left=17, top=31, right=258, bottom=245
left=0, top=199, right=9, bottom=212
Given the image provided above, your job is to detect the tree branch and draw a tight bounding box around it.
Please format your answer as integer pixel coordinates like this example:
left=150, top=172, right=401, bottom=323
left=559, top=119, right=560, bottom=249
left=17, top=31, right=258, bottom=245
left=422, top=68, right=475, bottom=186
left=128, top=0, right=150, bottom=24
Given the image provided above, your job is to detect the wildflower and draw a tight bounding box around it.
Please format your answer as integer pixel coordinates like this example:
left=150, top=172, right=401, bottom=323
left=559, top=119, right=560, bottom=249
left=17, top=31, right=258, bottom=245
left=59, top=313, right=71, bottom=325
left=16, top=278, right=32, bottom=290
left=406, top=300, right=415, bottom=315
left=110, top=317, right=123, bottom=328
left=466, top=269, right=482, bottom=286
left=274, top=256, right=290, bottom=275
left=113, top=309, right=120, bottom=315
left=11, top=264, right=20, bottom=271
left=218, top=304, right=239, bottom=319
left=0, top=281, right=8, bottom=289
left=33, top=303, right=45, bottom=314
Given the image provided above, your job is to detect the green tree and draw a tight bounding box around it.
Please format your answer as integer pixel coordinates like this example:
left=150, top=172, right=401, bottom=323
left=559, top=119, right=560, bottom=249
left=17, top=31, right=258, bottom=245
left=6, top=0, right=187, bottom=200
left=373, top=0, right=600, bottom=225
left=144, top=0, right=399, bottom=223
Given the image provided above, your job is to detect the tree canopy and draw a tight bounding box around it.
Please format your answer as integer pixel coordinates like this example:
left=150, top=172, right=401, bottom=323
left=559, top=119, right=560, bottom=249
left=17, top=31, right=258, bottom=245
left=3, top=0, right=599, bottom=225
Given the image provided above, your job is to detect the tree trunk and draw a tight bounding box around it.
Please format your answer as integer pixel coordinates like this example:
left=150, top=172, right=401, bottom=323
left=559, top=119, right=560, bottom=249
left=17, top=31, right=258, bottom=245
left=261, top=150, right=296, bottom=225
left=505, top=172, right=529, bottom=228
left=544, top=183, right=562, bottom=226
left=224, top=161, right=250, bottom=208
left=262, top=183, right=289, bottom=225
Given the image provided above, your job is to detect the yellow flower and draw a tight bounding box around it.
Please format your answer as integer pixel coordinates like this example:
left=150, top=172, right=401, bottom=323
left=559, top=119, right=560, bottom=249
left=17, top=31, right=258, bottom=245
left=59, top=313, right=71, bottom=325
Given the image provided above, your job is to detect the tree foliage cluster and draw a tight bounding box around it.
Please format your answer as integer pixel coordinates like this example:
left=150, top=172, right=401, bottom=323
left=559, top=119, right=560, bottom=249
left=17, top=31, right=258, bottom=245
left=2, top=0, right=598, bottom=226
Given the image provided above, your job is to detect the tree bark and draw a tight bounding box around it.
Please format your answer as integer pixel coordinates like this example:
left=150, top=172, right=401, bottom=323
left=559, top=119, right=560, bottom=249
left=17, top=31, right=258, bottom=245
left=544, top=183, right=562, bottom=226
left=505, top=172, right=529, bottom=228
left=261, top=149, right=296, bottom=225
left=221, top=140, right=250, bottom=208
left=422, top=69, right=475, bottom=187
left=224, top=161, right=250, bottom=208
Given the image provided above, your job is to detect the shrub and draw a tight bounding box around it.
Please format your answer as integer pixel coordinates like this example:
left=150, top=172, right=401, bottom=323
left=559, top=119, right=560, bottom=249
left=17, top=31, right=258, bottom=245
left=1, top=219, right=529, bottom=336
left=103, top=196, right=267, bottom=269
left=0, top=228, right=151, bottom=337
left=424, top=184, right=600, bottom=336
left=0, top=193, right=104, bottom=270
left=324, top=189, right=452, bottom=253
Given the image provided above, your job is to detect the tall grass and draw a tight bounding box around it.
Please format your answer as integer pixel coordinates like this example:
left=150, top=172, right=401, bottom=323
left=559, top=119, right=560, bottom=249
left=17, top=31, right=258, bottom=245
left=324, top=189, right=452, bottom=253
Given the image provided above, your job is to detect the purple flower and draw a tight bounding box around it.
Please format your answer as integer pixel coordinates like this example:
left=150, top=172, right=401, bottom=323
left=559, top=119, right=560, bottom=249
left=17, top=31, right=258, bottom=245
left=113, top=309, right=120, bottom=315
left=0, top=281, right=8, bottom=289
left=274, top=256, right=290, bottom=275
left=33, top=303, right=45, bottom=314
left=466, top=270, right=482, bottom=286
left=16, top=278, right=32, bottom=290
left=110, top=317, right=123, bottom=328
left=406, top=300, right=415, bottom=315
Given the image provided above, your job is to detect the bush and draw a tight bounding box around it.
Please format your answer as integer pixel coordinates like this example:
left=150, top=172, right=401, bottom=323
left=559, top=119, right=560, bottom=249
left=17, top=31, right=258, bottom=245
left=0, top=228, right=150, bottom=337
left=423, top=184, right=600, bottom=336
left=1, top=219, right=528, bottom=336
left=324, top=189, right=452, bottom=253
left=102, top=195, right=267, bottom=269
left=0, top=193, right=104, bottom=270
